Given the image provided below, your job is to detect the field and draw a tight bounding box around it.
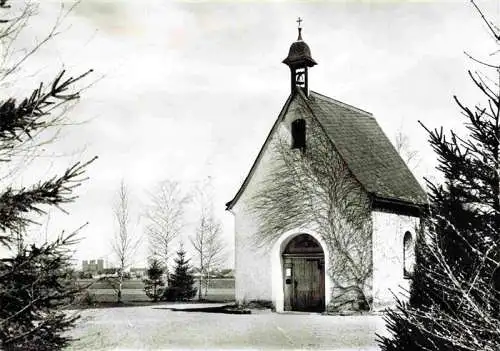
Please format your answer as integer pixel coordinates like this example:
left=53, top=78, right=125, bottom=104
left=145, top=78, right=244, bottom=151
left=78, top=278, right=235, bottom=303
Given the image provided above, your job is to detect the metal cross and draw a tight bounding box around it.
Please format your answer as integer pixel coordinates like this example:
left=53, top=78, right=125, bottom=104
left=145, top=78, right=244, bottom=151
left=297, top=17, right=303, bottom=29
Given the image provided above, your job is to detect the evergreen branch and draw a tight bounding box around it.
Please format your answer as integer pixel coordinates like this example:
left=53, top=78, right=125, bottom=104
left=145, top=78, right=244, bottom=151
left=0, top=156, right=97, bottom=234
left=470, top=0, right=500, bottom=42
left=464, top=51, right=499, bottom=69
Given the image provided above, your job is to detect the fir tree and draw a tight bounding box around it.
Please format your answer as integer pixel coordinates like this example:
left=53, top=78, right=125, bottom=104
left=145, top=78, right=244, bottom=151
left=165, top=244, right=196, bottom=301
left=379, top=2, right=500, bottom=350
left=0, top=2, right=95, bottom=350
left=143, top=257, right=165, bottom=302
left=1, top=232, right=86, bottom=350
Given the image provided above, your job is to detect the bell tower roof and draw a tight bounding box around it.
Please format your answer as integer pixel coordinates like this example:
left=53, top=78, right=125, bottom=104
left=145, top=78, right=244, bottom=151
left=282, top=26, right=317, bottom=68
left=282, top=18, right=316, bottom=95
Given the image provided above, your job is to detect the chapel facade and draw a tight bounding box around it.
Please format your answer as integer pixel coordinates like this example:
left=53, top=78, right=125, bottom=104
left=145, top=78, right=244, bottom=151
left=226, top=26, right=427, bottom=312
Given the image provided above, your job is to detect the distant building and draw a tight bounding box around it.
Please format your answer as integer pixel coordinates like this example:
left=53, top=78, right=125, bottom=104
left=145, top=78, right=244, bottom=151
left=82, top=259, right=104, bottom=273
left=130, top=267, right=146, bottom=278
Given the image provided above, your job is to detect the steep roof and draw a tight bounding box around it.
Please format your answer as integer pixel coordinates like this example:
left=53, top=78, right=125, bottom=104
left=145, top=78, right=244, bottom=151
left=226, top=89, right=427, bottom=211
left=305, top=90, right=427, bottom=206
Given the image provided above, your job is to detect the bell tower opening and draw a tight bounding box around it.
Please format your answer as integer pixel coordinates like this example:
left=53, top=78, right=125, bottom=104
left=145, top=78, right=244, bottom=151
left=282, top=18, right=317, bottom=96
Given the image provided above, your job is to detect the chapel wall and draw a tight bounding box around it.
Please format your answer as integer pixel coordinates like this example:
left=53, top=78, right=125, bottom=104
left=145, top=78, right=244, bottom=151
left=371, top=210, right=420, bottom=310
left=231, top=126, right=290, bottom=306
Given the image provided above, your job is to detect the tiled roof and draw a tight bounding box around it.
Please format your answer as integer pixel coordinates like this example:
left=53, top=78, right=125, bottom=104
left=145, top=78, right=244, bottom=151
left=226, top=90, right=427, bottom=210
left=304, top=90, right=427, bottom=206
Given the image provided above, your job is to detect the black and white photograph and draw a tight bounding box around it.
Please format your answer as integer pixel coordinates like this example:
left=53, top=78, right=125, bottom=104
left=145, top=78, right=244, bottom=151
left=0, top=0, right=499, bottom=350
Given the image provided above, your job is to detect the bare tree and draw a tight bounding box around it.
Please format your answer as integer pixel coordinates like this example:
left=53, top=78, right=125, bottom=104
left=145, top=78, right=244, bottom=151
left=191, top=208, right=225, bottom=299
left=251, top=101, right=372, bottom=311
left=190, top=183, right=226, bottom=300
left=394, top=128, right=421, bottom=171
left=203, top=221, right=225, bottom=297
left=145, top=180, right=188, bottom=274
left=191, top=213, right=207, bottom=301
left=110, top=180, right=141, bottom=303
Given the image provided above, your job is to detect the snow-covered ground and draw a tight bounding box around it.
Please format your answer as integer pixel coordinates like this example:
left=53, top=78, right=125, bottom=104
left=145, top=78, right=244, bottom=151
left=66, top=304, right=387, bottom=350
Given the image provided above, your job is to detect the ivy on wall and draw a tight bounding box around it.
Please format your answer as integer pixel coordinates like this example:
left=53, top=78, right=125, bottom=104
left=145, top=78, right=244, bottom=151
left=250, top=100, right=373, bottom=311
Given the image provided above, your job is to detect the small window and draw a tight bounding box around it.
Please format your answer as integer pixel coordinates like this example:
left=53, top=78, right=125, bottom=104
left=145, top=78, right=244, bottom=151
left=291, top=119, right=306, bottom=149
left=403, top=231, right=415, bottom=278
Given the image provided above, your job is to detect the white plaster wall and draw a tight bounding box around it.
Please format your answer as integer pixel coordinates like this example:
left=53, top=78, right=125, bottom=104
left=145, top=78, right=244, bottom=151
left=371, top=210, right=420, bottom=310
left=232, top=201, right=273, bottom=303
left=231, top=98, right=311, bottom=306
left=231, top=128, right=287, bottom=304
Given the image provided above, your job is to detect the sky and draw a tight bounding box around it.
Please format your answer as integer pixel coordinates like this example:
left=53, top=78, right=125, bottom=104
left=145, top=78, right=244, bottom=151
left=2, top=0, right=499, bottom=269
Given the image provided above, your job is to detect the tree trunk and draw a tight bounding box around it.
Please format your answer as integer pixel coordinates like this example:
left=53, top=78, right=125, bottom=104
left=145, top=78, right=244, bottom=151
left=153, top=281, right=157, bottom=301
left=118, top=272, right=123, bottom=303
left=118, top=283, right=122, bottom=303
left=198, top=275, right=203, bottom=300
left=204, top=272, right=210, bottom=298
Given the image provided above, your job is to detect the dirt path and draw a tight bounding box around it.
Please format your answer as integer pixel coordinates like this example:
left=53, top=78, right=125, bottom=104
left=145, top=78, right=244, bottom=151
left=66, top=304, right=386, bottom=350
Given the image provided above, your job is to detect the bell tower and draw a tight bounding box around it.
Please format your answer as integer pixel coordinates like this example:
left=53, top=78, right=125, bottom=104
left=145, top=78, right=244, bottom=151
left=282, top=18, right=317, bottom=96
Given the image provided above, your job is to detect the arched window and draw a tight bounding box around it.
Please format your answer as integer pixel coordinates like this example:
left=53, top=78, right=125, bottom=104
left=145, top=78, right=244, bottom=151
left=403, top=231, right=415, bottom=278
left=291, top=119, right=306, bottom=150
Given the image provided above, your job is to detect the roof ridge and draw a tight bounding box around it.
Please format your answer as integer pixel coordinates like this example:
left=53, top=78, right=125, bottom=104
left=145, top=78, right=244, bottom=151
left=309, top=90, right=373, bottom=118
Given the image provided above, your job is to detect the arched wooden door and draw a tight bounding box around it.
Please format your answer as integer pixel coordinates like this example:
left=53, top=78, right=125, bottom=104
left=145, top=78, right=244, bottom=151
left=283, top=234, right=325, bottom=312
